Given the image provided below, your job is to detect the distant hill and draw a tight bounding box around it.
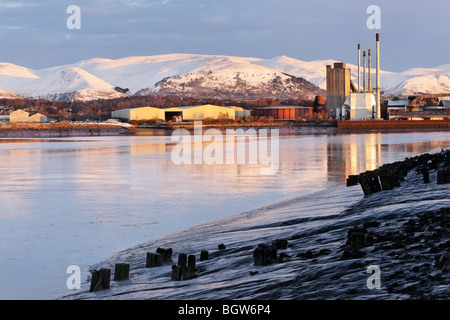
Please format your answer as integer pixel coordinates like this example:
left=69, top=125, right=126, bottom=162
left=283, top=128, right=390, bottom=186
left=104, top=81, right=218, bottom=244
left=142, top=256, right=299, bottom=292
left=0, top=54, right=449, bottom=102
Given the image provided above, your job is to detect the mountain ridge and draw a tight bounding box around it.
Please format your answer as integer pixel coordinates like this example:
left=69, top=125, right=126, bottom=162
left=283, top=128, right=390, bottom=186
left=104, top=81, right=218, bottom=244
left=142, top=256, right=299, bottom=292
left=0, top=54, right=449, bottom=102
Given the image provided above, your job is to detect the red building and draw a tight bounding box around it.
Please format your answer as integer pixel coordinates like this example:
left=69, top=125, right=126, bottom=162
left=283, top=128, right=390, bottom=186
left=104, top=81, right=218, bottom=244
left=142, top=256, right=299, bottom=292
left=252, top=106, right=313, bottom=120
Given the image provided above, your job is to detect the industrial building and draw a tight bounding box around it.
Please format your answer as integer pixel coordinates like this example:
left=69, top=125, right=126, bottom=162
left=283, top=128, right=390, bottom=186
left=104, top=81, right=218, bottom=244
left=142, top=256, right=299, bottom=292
left=333, top=34, right=382, bottom=121
left=326, top=62, right=352, bottom=118
left=252, top=106, right=313, bottom=120
left=112, top=104, right=238, bottom=122
left=111, top=106, right=165, bottom=121
left=341, top=93, right=375, bottom=121
left=163, top=104, right=236, bottom=121
left=229, top=106, right=251, bottom=119
left=9, top=109, right=48, bottom=123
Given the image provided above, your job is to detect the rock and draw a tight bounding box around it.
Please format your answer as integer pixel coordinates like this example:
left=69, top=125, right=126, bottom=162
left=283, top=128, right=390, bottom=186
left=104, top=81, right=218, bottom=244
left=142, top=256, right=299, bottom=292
left=218, top=244, right=226, bottom=250
left=271, top=239, right=288, bottom=250
left=296, top=250, right=313, bottom=260
left=363, top=221, right=381, bottom=228
left=278, top=252, right=291, bottom=263
left=346, top=226, right=367, bottom=248
left=340, top=248, right=366, bottom=260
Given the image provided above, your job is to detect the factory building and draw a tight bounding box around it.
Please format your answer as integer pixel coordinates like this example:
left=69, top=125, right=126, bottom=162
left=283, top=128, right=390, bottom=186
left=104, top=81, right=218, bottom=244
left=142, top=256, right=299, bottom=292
left=112, top=104, right=237, bottom=122
left=229, top=106, right=251, bottom=119
left=252, top=106, right=313, bottom=120
left=341, top=93, right=375, bottom=121
left=9, top=109, right=48, bottom=123
left=111, top=106, right=165, bottom=121
left=163, top=104, right=236, bottom=121
left=326, top=62, right=352, bottom=118
left=334, top=34, right=383, bottom=121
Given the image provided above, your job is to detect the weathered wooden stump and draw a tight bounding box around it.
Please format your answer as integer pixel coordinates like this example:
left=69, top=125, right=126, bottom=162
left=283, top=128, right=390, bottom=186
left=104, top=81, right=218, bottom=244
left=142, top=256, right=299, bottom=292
left=171, top=265, right=182, bottom=281
left=346, top=175, right=359, bottom=186
left=187, top=255, right=196, bottom=272
left=253, top=243, right=277, bottom=266
left=156, top=247, right=173, bottom=263
left=183, top=255, right=198, bottom=280
left=422, top=170, right=430, bottom=184
left=114, top=263, right=130, bottom=281
left=146, top=252, right=163, bottom=268
left=437, top=169, right=449, bottom=184
left=200, top=250, right=209, bottom=261
left=90, top=268, right=111, bottom=292
left=178, top=253, right=187, bottom=270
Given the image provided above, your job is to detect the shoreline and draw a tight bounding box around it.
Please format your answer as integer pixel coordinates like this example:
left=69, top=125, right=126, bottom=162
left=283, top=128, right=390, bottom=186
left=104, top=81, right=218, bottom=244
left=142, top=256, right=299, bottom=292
left=0, top=120, right=448, bottom=138
left=58, top=149, right=450, bottom=300
left=0, top=123, right=131, bottom=138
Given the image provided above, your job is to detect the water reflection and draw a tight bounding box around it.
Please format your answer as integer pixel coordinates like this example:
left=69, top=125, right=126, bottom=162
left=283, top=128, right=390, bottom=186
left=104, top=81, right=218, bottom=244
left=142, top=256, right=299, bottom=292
left=0, top=130, right=449, bottom=299
left=327, top=132, right=450, bottom=183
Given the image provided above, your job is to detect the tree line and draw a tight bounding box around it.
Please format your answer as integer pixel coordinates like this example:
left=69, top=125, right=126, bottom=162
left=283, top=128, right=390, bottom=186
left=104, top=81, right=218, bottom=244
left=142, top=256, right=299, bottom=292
left=0, top=94, right=316, bottom=121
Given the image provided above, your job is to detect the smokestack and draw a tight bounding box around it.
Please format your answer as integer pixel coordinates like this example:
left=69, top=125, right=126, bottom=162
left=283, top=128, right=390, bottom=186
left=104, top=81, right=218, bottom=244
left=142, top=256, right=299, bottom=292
left=376, top=33, right=381, bottom=119
left=358, top=44, right=361, bottom=92
left=363, top=51, right=366, bottom=92
left=368, top=49, right=371, bottom=92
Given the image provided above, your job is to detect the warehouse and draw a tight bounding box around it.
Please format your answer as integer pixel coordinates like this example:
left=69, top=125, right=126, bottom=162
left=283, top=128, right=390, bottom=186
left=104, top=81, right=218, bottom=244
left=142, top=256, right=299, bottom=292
left=164, top=104, right=236, bottom=121
left=252, top=106, right=313, bottom=120
left=111, top=107, right=165, bottom=121
left=229, top=106, right=251, bottom=119
left=9, top=109, right=48, bottom=123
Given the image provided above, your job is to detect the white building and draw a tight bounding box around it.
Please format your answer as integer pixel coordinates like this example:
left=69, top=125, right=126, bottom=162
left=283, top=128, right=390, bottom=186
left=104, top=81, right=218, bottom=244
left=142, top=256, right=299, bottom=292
left=341, top=92, right=376, bottom=121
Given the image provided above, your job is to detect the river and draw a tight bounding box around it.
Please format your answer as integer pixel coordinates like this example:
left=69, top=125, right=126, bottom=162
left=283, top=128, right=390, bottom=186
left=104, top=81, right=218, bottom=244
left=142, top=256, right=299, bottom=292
left=0, top=128, right=449, bottom=299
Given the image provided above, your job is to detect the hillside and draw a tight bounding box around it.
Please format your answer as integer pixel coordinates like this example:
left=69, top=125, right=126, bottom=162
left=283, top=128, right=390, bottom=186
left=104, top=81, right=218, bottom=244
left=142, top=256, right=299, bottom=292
left=0, top=54, right=449, bottom=102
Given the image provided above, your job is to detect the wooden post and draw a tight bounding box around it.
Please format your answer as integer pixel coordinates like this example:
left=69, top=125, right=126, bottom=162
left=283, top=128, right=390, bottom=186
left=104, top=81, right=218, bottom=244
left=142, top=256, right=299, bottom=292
left=200, top=250, right=209, bottom=261
left=146, top=253, right=163, bottom=268
left=178, top=253, right=187, bottom=271
left=171, top=265, right=182, bottom=281
left=156, top=247, right=173, bottom=263
left=90, top=268, right=111, bottom=292
left=114, top=263, right=130, bottom=281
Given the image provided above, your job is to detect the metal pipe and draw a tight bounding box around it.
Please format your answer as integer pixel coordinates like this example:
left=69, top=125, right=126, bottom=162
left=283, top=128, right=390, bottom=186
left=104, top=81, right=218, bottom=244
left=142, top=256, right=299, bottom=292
left=376, top=33, right=381, bottom=119
left=358, top=44, right=361, bottom=92
left=368, top=49, right=371, bottom=92
left=363, top=51, right=366, bottom=92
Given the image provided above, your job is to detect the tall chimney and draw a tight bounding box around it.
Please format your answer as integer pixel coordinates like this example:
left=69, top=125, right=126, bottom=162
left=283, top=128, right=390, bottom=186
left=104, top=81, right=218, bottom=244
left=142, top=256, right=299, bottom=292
left=363, top=51, right=366, bottom=92
left=358, top=44, right=361, bottom=92
left=376, top=33, right=381, bottom=119
left=368, top=49, right=372, bottom=92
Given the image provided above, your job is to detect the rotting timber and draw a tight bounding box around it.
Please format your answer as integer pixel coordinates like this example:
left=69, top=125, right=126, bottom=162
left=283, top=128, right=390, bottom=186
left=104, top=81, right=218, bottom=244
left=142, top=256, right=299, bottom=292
left=347, top=149, right=450, bottom=196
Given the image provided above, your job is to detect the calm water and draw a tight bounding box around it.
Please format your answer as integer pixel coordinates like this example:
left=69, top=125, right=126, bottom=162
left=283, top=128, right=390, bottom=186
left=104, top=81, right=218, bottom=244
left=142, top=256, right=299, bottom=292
left=0, top=128, right=449, bottom=299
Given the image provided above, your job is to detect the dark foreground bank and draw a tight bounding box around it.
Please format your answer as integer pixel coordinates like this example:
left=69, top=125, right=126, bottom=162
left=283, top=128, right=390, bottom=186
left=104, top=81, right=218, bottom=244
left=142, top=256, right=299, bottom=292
left=58, top=149, right=449, bottom=301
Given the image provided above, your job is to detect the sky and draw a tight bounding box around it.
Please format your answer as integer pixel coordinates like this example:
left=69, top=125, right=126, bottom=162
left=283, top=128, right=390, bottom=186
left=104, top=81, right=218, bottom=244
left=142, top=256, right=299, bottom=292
left=0, top=0, right=448, bottom=72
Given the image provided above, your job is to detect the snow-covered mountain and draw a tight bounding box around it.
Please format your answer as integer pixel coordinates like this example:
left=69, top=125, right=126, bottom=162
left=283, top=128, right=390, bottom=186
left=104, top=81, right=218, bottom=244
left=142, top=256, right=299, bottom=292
left=0, top=54, right=449, bottom=101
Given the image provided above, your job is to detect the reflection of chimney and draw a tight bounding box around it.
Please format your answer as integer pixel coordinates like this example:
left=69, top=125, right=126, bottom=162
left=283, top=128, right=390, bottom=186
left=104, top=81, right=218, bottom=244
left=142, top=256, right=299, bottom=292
left=376, top=33, right=381, bottom=119
left=358, top=44, right=361, bottom=92
left=363, top=51, right=366, bottom=92
left=368, top=49, right=371, bottom=92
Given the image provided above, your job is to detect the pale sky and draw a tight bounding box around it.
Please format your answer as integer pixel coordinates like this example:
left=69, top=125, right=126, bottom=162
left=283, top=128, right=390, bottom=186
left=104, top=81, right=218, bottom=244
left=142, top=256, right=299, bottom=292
left=0, top=0, right=448, bottom=71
